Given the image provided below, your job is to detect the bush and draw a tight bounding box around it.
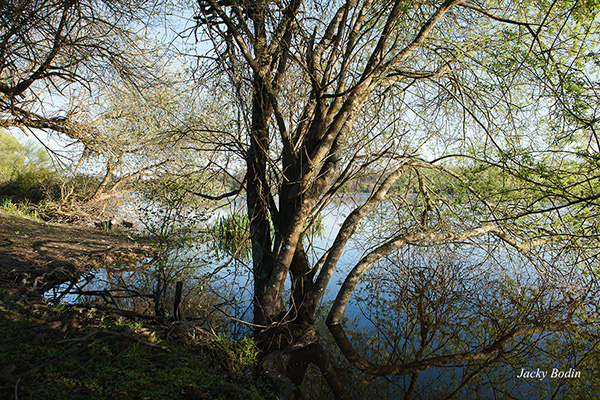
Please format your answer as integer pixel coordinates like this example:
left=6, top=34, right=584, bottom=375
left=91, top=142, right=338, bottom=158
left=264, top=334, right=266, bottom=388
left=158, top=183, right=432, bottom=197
left=0, top=130, right=26, bottom=178
left=58, top=174, right=104, bottom=203
left=0, top=169, right=62, bottom=203
left=0, top=130, right=64, bottom=204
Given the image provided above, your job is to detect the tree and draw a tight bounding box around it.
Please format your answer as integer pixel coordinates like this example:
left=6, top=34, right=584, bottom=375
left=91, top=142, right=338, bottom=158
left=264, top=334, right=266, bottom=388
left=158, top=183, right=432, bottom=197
left=0, top=0, right=183, bottom=204
left=192, top=0, right=600, bottom=397
left=70, top=79, right=197, bottom=203
left=0, top=129, right=52, bottom=177
left=1, top=0, right=156, bottom=132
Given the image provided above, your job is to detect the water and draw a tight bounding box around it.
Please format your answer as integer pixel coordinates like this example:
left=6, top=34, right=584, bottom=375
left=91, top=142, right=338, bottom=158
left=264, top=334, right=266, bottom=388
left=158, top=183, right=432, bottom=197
left=43, top=195, right=599, bottom=399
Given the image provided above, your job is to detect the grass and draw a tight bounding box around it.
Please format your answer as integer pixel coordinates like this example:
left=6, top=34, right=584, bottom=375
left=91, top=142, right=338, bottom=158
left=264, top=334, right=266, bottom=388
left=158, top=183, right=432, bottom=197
left=0, top=198, right=40, bottom=221
left=0, top=288, right=280, bottom=400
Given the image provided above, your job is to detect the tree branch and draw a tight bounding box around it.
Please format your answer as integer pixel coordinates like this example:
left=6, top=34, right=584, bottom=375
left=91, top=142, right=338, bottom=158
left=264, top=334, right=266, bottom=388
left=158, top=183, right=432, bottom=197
left=327, top=321, right=569, bottom=376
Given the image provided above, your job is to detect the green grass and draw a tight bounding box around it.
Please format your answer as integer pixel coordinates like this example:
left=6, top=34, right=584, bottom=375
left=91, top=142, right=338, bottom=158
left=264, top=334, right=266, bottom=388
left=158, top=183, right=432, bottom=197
left=0, top=289, right=279, bottom=400
left=0, top=198, right=40, bottom=220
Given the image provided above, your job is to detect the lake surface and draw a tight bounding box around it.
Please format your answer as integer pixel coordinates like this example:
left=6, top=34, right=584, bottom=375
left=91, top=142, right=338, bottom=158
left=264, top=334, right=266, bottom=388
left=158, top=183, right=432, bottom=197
left=44, top=195, right=594, bottom=399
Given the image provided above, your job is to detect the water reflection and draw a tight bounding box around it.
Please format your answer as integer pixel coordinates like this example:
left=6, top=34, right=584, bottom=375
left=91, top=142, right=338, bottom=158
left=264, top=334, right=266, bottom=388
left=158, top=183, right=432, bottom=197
left=43, top=195, right=600, bottom=399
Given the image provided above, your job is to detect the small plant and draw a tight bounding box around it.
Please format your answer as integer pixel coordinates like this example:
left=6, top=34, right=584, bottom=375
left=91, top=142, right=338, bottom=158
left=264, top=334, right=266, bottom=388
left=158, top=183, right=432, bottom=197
left=232, top=336, right=259, bottom=372
left=211, top=213, right=251, bottom=260
left=213, top=334, right=258, bottom=373
left=97, top=219, right=112, bottom=234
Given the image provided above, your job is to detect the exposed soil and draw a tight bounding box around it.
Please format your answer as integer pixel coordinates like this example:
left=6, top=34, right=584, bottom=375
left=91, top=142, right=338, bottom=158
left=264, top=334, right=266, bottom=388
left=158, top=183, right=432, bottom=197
left=0, top=210, right=153, bottom=293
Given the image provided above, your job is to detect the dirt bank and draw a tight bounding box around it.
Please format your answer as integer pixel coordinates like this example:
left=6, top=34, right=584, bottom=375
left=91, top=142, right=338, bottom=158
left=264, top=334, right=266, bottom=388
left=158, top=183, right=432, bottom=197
left=0, top=211, right=153, bottom=292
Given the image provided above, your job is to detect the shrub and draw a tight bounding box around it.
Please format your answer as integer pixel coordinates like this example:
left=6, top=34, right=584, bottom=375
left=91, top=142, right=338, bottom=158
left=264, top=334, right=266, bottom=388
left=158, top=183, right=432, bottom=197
left=0, top=169, right=62, bottom=203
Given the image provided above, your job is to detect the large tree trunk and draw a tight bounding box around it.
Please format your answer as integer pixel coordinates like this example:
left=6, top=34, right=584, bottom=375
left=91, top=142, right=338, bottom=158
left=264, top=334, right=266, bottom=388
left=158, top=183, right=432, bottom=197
left=247, top=55, right=286, bottom=325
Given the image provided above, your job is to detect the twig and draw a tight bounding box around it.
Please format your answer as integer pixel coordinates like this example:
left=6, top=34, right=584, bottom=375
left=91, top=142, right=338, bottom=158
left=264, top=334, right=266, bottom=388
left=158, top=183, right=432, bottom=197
left=214, top=308, right=269, bottom=329
left=14, top=378, right=20, bottom=400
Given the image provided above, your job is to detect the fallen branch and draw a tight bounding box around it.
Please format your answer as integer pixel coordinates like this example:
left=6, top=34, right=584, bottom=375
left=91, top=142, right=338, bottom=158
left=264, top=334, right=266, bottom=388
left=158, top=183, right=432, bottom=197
left=83, top=304, right=162, bottom=321
left=56, top=329, right=168, bottom=350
